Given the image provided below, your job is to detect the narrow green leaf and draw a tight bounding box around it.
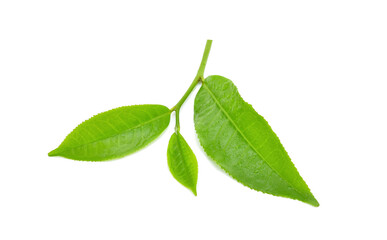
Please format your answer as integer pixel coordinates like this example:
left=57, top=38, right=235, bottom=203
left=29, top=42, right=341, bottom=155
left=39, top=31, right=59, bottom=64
left=194, top=75, right=319, bottom=206
left=49, top=104, right=170, bottom=161
left=167, top=131, right=198, bottom=196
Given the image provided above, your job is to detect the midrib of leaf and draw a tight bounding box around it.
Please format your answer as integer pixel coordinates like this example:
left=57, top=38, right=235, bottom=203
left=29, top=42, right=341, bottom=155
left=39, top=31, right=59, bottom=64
left=57, top=111, right=170, bottom=152
left=175, top=133, right=195, bottom=187
left=201, top=83, right=306, bottom=198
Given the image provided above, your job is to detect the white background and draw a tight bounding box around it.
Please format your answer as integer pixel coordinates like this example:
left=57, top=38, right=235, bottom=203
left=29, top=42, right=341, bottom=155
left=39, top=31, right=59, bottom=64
left=1, top=1, right=386, bottom=239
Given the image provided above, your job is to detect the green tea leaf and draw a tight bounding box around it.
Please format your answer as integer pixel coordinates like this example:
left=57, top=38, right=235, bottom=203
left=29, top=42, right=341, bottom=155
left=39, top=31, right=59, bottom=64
left=194, top=75, right=319, bottom=206
left=49, top=104, right=170, bottom=161
left=167, top=131, right=198, bottom=196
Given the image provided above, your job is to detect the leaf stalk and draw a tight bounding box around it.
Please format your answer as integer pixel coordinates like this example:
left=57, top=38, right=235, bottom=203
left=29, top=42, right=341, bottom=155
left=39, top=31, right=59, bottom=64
left=175, top=108, right=180, bottom=132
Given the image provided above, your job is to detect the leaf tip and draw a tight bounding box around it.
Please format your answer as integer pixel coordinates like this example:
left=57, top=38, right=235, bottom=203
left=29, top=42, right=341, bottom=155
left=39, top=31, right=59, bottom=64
left=307, top=195, right=320, bottom=207
left=48, top=148, right=60, bottom=157
left=191, top=187, right=197, bottom=196
left=311, top=199, right=320, bottom=207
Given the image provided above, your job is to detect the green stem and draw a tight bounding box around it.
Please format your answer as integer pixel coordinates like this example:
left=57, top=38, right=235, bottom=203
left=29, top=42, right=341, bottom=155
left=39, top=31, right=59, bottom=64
left=175, top=108, right=180, bottom=132
left=171, top=40, right=212, bottom=113
left=196, top=40, right=212, bottom=78
left=171, top=75, right=201, bottom=112
left=171, top=40, right=212, bottom=133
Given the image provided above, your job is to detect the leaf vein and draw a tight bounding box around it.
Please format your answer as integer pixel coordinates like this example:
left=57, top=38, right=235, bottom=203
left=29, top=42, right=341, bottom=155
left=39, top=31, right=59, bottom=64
left=202, top=83, right=305, bottom=198
left=61, top=112, right=170, bottom=152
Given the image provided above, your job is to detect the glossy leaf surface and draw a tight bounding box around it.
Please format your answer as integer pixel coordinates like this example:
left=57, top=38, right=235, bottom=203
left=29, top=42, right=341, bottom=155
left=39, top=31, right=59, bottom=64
left=167, top=131, right=198, bottom=196
left=194, top=75, right=319, bottom=206
left=49, top=105, right=170, bottom=161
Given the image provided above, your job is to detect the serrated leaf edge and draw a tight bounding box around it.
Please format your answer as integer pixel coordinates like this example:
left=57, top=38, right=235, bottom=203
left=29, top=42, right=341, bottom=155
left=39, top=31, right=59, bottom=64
left=195, top=78, right=319, bottom=207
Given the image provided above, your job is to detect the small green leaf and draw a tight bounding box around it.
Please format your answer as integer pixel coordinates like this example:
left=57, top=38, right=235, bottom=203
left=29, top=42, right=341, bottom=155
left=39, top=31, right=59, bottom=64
left=194, top=75, right=319, bottom=206
left=49, top=104, right=170, bottom=161
left=167, top=131, right=198, bottom=196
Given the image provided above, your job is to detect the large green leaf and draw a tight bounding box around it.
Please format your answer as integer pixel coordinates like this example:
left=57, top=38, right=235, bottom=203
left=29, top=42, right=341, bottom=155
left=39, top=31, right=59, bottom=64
left=167, top=131, right=198, bottom=196
left=49, top=104, right=170, bottom=161
left=194, top=75, right=319, bottom=206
